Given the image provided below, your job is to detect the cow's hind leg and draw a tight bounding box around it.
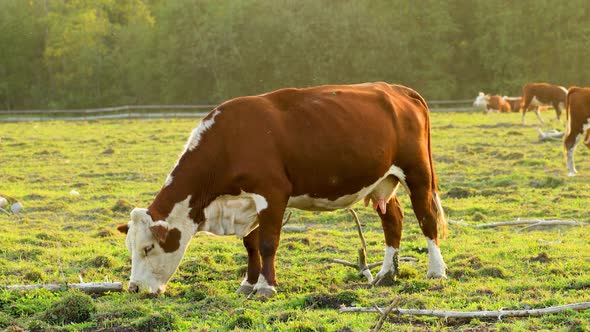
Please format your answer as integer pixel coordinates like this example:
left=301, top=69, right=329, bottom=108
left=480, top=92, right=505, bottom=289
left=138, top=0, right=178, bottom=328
left=246, top=187, right=289, bottom=298
left=373, top=195, right=404, bottom=286
left=553, top=102, right=563, bottom=123
left=237, top=228, right=261, bottom=295
left=564, top=120, right=583, bottom=176
left=405, top=168, right=447, bottom=279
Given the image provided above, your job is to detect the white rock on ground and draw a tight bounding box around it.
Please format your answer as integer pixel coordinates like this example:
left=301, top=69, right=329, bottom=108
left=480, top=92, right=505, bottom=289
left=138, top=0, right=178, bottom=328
left=0, top=196, right=7, bottom=208
left=10, top=202, right=23, bottom=214
left=70, top=190, right=80, bottom=196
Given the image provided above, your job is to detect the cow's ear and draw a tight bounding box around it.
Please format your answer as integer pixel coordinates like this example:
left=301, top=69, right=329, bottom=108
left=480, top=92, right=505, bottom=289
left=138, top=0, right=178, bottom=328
left=117, top=223, right=129, bottom=234
left=150, top=222, right=169, bottom=243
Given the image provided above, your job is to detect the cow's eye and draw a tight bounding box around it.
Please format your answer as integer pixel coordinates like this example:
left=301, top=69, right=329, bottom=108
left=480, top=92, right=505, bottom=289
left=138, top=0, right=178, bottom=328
left=143, top=244, right=155, bottom=256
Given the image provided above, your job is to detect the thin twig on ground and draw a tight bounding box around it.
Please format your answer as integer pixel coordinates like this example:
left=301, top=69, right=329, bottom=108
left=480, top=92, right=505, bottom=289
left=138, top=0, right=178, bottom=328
left=340, top=301, right=590, bottom=320
left=372, top=297, right=401, bottom=331
left=449, top=219, right=586, bottom=230
left=4, top=282, right=123, bottom=295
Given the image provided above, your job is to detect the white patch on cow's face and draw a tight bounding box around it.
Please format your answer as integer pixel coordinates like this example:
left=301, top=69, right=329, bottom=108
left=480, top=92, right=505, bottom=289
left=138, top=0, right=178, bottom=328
left=125, top=197, right=195, bottom=294
left=426, top=238, right=446, bottom=279
left=375, top=246, right=398, bottom=279
left=185, top=109, right=221, bottom=151
left=201, top=194, right=260, bottom=237
left=287, top=165, right=408, bottom=211
left=473, top=92, right=488, bottom=108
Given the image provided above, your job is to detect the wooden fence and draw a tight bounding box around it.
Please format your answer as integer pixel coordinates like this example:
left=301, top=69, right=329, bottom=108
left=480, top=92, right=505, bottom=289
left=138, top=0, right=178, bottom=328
left=0, top=100, right=478, bottom=122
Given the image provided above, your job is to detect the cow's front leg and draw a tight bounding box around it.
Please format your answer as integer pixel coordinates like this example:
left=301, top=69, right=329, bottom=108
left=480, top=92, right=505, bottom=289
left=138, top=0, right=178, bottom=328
left=373, top=196, right=404, bottom=286
left=404, top=165, right=447, bottom=279
left=251, top=192, right=288, bottom=298
left=237, top=228, right=260, bottom=295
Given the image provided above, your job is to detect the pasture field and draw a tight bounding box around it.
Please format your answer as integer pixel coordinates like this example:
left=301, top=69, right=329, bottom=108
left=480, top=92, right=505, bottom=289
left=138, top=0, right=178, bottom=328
left=1, top=111, right=589, bottom=331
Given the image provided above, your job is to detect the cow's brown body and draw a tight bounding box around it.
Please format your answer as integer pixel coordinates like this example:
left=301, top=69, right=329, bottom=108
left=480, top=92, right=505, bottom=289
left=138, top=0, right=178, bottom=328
left=121, top=82, right=447, bottom=295
left=504, top=97, right=522, bottom=113
left=521, top=82, right=567, bottom=123
left=487, top=95, right=511, bottom=113
left=564, top=86, right=590, bottom=176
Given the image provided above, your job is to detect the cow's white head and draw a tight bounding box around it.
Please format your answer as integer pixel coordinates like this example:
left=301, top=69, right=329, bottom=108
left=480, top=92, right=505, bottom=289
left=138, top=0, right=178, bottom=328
left=473, top=92, right=490, bottom=108
left=117, top=197, right=195, bottom=294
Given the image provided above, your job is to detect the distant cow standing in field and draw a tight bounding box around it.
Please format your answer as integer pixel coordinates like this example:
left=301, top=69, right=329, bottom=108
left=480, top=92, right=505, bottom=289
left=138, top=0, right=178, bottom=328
left=473, top=92, right=511, bottom=113
left=117, top=82, right=448, bottom=296
left=521, top=82, right=567, bottom=124
left=504, top=96, right=547, bottom=114
left=564, top=86, right=590, bottom=176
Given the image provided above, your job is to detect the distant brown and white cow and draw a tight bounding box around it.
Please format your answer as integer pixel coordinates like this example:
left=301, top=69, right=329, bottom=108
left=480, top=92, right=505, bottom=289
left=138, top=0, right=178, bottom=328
left=473, top=92, right=511, bottom=113
left=503, top=96, right=547, bottom=114
left=521, top=82, right=567, bottom=124
left=117, top=82, right=447, bottom=296
left=564, top=86, right=590, bottom=176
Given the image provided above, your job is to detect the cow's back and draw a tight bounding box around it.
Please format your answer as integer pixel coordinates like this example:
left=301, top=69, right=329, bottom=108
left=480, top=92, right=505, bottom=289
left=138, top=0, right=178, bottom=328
left=523, top=82, right=567, bottom=103
left=567, top=87, right=590, bottom=121
left=210, top=83, right=429, bottom=199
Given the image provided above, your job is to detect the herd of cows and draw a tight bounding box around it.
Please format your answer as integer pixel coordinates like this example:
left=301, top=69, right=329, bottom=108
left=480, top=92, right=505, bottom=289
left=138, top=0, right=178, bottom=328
left=116, top=82, right=589, bottom=298
left=473, top=82, right=590, bottom=176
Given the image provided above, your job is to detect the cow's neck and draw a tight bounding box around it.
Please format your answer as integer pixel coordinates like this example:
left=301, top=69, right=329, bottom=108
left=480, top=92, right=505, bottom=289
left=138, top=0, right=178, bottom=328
left=147, top=150, right=224, bottom=228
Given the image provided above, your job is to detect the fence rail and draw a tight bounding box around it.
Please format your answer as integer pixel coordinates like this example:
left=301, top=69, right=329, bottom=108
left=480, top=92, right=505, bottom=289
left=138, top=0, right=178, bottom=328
left=0, top=100, right=478, bottom=122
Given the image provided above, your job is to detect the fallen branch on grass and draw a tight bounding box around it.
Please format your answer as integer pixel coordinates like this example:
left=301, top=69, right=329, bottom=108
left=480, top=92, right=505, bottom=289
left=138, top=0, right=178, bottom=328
left=340, top=301, right=590, bottom=320
left=537, top=128, right=564, bottom=141
left=328, top=209, right=377, bottom=282
left=4, top=282, right=123, bottom=294
left=371, top=297, right=400, bottom=331
left=449, top=219, right=586, bottom=231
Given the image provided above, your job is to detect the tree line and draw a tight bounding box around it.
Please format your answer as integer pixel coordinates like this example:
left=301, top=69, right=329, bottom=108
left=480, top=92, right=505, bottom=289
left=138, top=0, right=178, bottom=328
left=1, top=0, right=589, bottom=110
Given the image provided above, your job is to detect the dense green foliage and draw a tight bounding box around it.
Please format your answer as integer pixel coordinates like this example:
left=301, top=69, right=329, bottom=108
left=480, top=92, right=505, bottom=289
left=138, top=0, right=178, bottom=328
left=1, top=112, right=590, bottom=330
left=2, top=0, right=590, bottom=109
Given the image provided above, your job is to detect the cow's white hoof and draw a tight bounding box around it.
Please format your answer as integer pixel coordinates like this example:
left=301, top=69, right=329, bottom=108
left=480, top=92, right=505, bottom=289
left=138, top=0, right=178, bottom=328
left=426, top=270, right=447, bottom=279
left=236, top=284, right=254, bottom=295
left=568, top=172, right=577, bottom=177
left=250, top=286, right=276, bottom=299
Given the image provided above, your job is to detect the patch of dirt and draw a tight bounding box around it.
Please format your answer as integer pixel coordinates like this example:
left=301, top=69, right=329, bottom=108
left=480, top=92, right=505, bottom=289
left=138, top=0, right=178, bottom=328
left=529, top=252, right=551, bottom=263
left=111, top=199, right=133, bottom=213
left=446, top=187, right=474, bottom=199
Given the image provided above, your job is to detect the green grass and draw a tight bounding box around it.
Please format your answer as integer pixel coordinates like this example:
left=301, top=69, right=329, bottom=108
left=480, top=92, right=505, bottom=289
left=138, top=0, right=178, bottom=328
left=1, top=112, right=589, bottom=331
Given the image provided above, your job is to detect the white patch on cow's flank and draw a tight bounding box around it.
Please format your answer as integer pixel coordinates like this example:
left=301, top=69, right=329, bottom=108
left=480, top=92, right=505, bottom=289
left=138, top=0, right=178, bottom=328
left=560, top=86, right=568, bottom=94
left=201, top=195, right=259, bottom=237
left=287, top=164, right=408, bottom=211
left=186, top=109, right=221, bottom=151
left=426, top=238, right=446, bottom=278
left=248, top=193, right=268, bottom=213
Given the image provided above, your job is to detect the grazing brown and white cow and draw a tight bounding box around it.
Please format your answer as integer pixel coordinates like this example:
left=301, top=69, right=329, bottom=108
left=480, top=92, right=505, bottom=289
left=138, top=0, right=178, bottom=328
left=503, top=97, right=523, bottom=113
left=473, top=92, right=511, bottom=113
left=117, top=82, right=447, bottom=296
left=564, top=86, right=590, bottom=176
left=521, top=82, right=567, bottom=124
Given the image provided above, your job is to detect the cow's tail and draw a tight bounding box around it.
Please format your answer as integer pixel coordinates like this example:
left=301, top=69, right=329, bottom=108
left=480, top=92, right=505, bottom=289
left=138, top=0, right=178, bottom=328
left=565, top=87, right=578, bottom=138
left=403, top=88, right=448, bottom=240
